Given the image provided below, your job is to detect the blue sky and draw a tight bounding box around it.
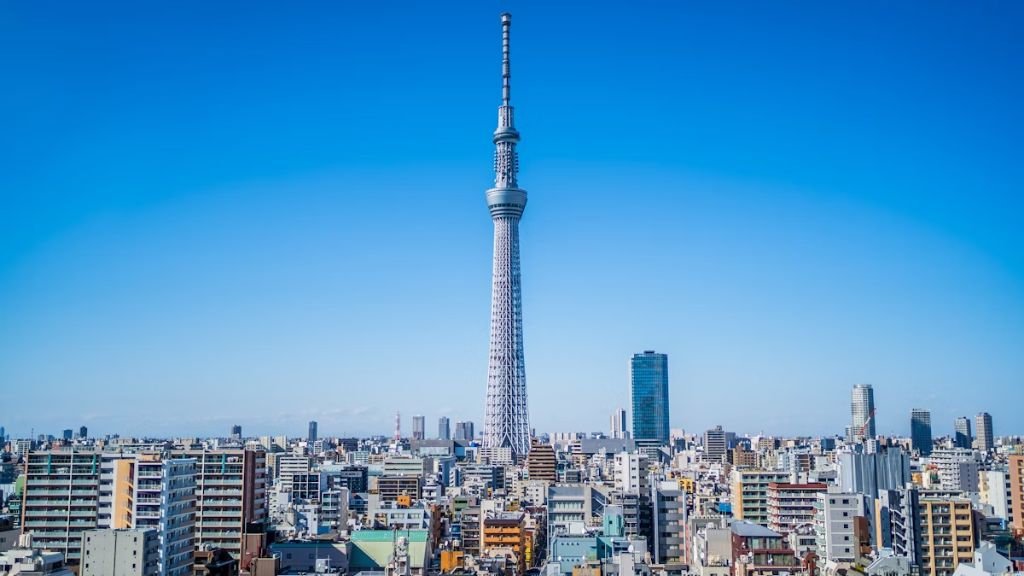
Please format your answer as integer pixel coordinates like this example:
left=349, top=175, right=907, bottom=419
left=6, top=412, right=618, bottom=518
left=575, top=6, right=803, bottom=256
left=1, top=1, right=1022, bottom=440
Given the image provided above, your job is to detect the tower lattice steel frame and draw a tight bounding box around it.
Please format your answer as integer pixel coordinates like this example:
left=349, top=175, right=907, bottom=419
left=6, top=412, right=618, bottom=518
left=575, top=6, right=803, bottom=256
left=483, top=13, right=530, bottom=458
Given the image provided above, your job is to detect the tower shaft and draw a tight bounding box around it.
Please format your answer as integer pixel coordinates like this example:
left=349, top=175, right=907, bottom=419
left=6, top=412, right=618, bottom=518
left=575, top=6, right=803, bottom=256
left=483, top=13, right=530, bottom=459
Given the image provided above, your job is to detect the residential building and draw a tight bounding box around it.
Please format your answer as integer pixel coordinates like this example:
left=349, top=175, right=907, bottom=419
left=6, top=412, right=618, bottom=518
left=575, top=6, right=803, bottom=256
left=172, top=449, right=267, bottom=559
left=650, top=480, right=684, bottom=564
left=729, top=521, right=798, bottom=576
left=610, top=408, right=628, bottom=440
left=917, top=495, right=975, bottom=576
left=851, top=384, right=876, bottom=441
left=731, top=469, right=790, bottom=526
left=482, top=512, right=529, bottom=574
left=814, top=490, right=866, bottom=564
left=630, top=351, right=669, bottom=446
left=131, top=456, right=195, bottom=576
left=525, top=441, right=556, bottom=482
left=1009, top=455, right=1024, bottom=532
left=766, top=482, right=826, bottom=536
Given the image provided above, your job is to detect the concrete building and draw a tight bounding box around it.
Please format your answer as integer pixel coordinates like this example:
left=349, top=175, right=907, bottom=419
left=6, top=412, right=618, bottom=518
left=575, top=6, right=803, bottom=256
left=730, top=469, right=790, bottom=526
left=851, top=384, right=876, bottom=441
left=814, top=490, right=866, bottom=564
left=172, top=449, right=267, bottom=559
left=613, top=452, right=646, bottom=495
left=978, top=470, right=1010, bottom=522
left=953, top=417, right=972, bottom=450
left=766, top=482, right=826, bottom=536
left=275, top=455, right=311, bottom=494
left=610, top=408, right=628, bottom=440
left=0, top=536, right=75, bottom=576
left=377, top=475, right=422, bottom=503
left=916, top=495, right=975, bottom=576
left=412, top=416, right=425, bottom=441
left=21, top=451, right=137, bottom=564
left=482, top=511, right=529, bottom=574
left=930, top=449, right=981, bottom=493
left=728, top=521, right=798, bottom=576
left=525, top=441, right=557, bottom=482
left=650, top=480, right=684, bottom=564
left=837, top=448, right=910, bottom=499
left=80, top=529, right=159, bottom=576
left=974, top=413, right=993, bottom=452
left=704, top=426, right=728, bottom=463
left=1009, top=455, right=1024, bottom=533
left=131, top=456, right=195, bottom=576
left=911, top=409, right=933, bottom=456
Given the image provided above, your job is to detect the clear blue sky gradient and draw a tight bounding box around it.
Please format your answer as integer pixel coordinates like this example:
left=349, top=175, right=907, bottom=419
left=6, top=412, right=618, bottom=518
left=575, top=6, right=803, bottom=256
left=1, top=2, right=1022, bottom=439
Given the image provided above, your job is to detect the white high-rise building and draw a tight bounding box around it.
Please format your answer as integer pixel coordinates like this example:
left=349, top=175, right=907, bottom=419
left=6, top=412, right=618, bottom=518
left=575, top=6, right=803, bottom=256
left=610, top=408, right=627, bottom=439
left=850, top=384, right=875, bottom=441
left=482, top=13, right=531, bottom=459
left=975, top=412, right=994, bottom=451
left=613, top=452, right=646, bottom=494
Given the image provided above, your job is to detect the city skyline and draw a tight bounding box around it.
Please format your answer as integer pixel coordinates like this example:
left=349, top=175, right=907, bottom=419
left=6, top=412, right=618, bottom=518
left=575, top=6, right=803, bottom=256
left=2, top=2, right=1023, bottom=439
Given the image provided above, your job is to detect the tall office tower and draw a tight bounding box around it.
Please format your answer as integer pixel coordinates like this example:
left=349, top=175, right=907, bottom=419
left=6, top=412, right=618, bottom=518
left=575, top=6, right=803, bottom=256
left=79, top=426, right=88, bottom=439
left=704, top=425, right=728, bottom=462
left=630, top=351, right=670, bottom=446
left=482, top=13, right=531, bottom=460
left=455, top=420, right=475, bottom=443
left=61, top=429, right=72, bottom=441
left=610, top=408, right=627, bottom=439
left=81, top=528, right=160, bottom=576
left=307, top=420, right=318, bottom=443
left=412, top=415, right=426, bottom=441
left=850, top=384, right=875, bottom=441
left=975, top=412, right=993, bottom=451
left=230, top=424, right=242, bottom=439
left=953, top=416, right=972, bottom=449
left=173, top=449, right=267, bottom=559
left=910, top=409, right=933, bottom=455
left=438, top=416, right=451, bottom=440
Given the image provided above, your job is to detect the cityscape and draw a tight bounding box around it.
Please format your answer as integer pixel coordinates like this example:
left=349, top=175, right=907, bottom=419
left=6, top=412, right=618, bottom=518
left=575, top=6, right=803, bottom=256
left=2, top=4, right=1023, bottom=576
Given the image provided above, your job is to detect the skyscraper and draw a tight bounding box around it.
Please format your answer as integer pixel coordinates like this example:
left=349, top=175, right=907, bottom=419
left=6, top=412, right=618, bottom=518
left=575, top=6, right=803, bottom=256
left=910, top=408, right=932, bottom=456
left=850, top=384, right=875, bottom=441
left=307, top=421, right=318, bottom=443
left=438, top=416, right=451, bottom=440
left=610, top=408, right=627, bottom=439
left=412, top=415, right=425, bottom=441
left=483, top=13, right=531, bottom=459
left=975, top=412, right=994, bottom=451
left=953, top=416, right=972, bottom=449
left=455, top=421, right=475, bottom=442
left=630, top=351, right=669, bottom=446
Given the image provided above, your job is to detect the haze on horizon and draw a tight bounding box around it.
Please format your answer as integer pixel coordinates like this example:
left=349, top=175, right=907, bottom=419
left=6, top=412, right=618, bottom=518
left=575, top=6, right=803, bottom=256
left=1, top=2, right=1022, bottom=440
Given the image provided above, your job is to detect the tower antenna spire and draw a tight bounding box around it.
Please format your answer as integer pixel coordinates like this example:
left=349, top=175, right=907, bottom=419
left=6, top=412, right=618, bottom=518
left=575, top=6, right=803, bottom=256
left=501, top=12, right=511, bottom=106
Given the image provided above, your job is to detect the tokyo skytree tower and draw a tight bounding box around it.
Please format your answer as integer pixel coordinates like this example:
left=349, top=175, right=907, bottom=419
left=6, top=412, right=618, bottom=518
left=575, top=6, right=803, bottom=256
left=483, top=13, right=530, bottom=459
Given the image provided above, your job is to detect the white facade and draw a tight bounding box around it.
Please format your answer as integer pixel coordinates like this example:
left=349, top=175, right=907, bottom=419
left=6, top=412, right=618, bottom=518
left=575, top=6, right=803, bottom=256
left=815, top=491, right=865, bottom=563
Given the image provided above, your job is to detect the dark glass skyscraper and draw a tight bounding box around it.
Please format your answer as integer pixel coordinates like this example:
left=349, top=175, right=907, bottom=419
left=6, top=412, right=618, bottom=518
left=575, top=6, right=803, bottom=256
left=630, top=351, right=669, bottom=445
left=953, top=416, right=972, bottom=449
left=308, top=420, right=318, bottom=443
left=910, top=408, right=932, bottom=455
